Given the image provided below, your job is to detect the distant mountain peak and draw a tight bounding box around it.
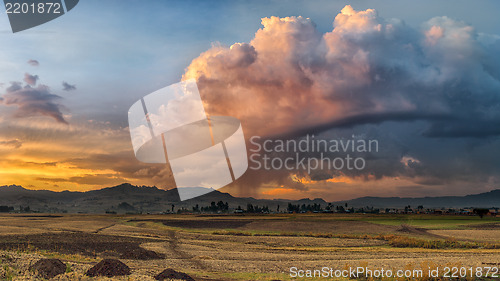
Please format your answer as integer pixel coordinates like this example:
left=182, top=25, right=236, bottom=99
left=0, top=184, right=27, bottom=191
left=100, top=183, right=164, bottom=191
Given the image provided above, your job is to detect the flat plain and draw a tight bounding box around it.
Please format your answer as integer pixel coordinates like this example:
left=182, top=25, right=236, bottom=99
left=0, top=213, right=499, bottom=280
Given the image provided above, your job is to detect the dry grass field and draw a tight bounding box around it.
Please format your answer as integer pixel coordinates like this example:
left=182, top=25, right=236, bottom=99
left=0, top=213, right=498, bottom=280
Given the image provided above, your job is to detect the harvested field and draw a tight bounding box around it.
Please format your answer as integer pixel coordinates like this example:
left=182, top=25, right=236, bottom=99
left=0, top=213, right=498, bottom=280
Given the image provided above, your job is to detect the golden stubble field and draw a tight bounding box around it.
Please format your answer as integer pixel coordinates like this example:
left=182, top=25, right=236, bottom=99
left=0, top=213, right=499, bottom=280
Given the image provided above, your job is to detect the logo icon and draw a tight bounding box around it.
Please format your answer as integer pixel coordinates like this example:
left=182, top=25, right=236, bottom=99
left=4, top=0, right=79, bottom=33
left=128, top=79, right=248, bottom=201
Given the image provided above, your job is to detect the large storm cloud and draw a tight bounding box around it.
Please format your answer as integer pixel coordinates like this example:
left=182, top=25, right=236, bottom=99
left=181, top=5, right=500, bottom=198
left=184, top=5, right=500, bottom=137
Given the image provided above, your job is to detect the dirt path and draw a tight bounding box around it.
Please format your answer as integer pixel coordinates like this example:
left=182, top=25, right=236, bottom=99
left=93, top=223, right=117, bottom=234
left=166, top=230, right=210, bottom=271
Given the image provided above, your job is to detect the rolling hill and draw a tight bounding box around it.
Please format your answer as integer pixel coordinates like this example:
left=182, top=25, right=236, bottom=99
left=0, top=183, right=498, bottom=213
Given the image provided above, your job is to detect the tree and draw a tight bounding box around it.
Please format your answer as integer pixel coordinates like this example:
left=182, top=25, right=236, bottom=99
left=247, top=203, right=254, bottom=213
left=287, top=203, right=299, bottom=213
left=473, top=208, right=489, bottom=219
left=193, top=204, right=199, bottom=212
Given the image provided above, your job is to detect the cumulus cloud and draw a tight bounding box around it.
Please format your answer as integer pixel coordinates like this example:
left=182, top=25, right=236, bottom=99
left=62, top=81, right=76, bottom=91
left=0, top=81, right=68, bottom=124
left=23, top=73, right=39, bottom=86
left=180, top=5, right=500, bottom=197
left=183, top=5, right=500, bottom=139
left=27, top=59, right=39, bottom=66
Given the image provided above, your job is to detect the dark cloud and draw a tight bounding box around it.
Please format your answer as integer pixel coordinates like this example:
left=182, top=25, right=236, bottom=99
left=27, top=59, right=39, bottom=66
left=23, top=73, right=39, bottom=86
left=278, top=112, right=455, bottom=140
left=1, top=81, right=68, bottom=124
left=62, top=82, right=76, bottom=91
left=37, top=175, right=124, bottom=186
left=62, top=151, right=176, bottom=189
left=0, top=159, right=58, bottom=169
left=37, top=175, right=120, bottom=185
left=423, top=120, right=500, bottom=138
left=35, top=177, right=67, bottom=183
left=0, top=139, right=22, bottom=149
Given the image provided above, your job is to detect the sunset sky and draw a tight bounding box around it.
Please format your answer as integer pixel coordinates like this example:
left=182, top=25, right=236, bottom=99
left=1, top=0, right=500, bottom=201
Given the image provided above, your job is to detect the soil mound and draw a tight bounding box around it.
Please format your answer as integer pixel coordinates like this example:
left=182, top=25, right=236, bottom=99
left=85, top=259, right=130, bottom=277
left=120, top=247, right=164, bottom=260
left=30, top=258, right=66, bottom=279
left=155, top=268, right=195, bottom=281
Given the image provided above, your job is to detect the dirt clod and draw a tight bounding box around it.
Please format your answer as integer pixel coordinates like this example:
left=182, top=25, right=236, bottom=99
left=30, top=258, right=66, bottom=279
left=85, top=259, right=131, bottom=277
left=155, top=268, right=195, bottom=281
left=120, top=247, right=164, bottom=260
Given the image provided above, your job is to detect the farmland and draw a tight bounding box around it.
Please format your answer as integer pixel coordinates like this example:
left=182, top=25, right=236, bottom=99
left=0, top=213, right=498, bottom=280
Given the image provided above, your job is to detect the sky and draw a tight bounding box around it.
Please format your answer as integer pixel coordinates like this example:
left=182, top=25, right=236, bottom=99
left=1, top=0, right=500, bottom=201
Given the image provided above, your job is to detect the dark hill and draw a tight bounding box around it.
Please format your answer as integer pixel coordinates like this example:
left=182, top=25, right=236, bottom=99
left=0, top=184, right=498, bottom=212
left=333, top=189, right=500, bottom=208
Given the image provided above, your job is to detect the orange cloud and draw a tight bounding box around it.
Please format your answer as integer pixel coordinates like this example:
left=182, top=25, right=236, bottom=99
left=181, top=5, right=424, bottom=138
left=262, top=187, right=297, bottom=196
left=326, top=176, right=353, bottom=184
left=0, top=117, right=173, bottom=191
left=291, top=173, right=353, bottom=185
left=425, top=26, right=444, bottom=45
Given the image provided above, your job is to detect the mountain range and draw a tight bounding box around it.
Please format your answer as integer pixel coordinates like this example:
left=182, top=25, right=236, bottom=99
left=0, top=183, right=498, bottom=213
